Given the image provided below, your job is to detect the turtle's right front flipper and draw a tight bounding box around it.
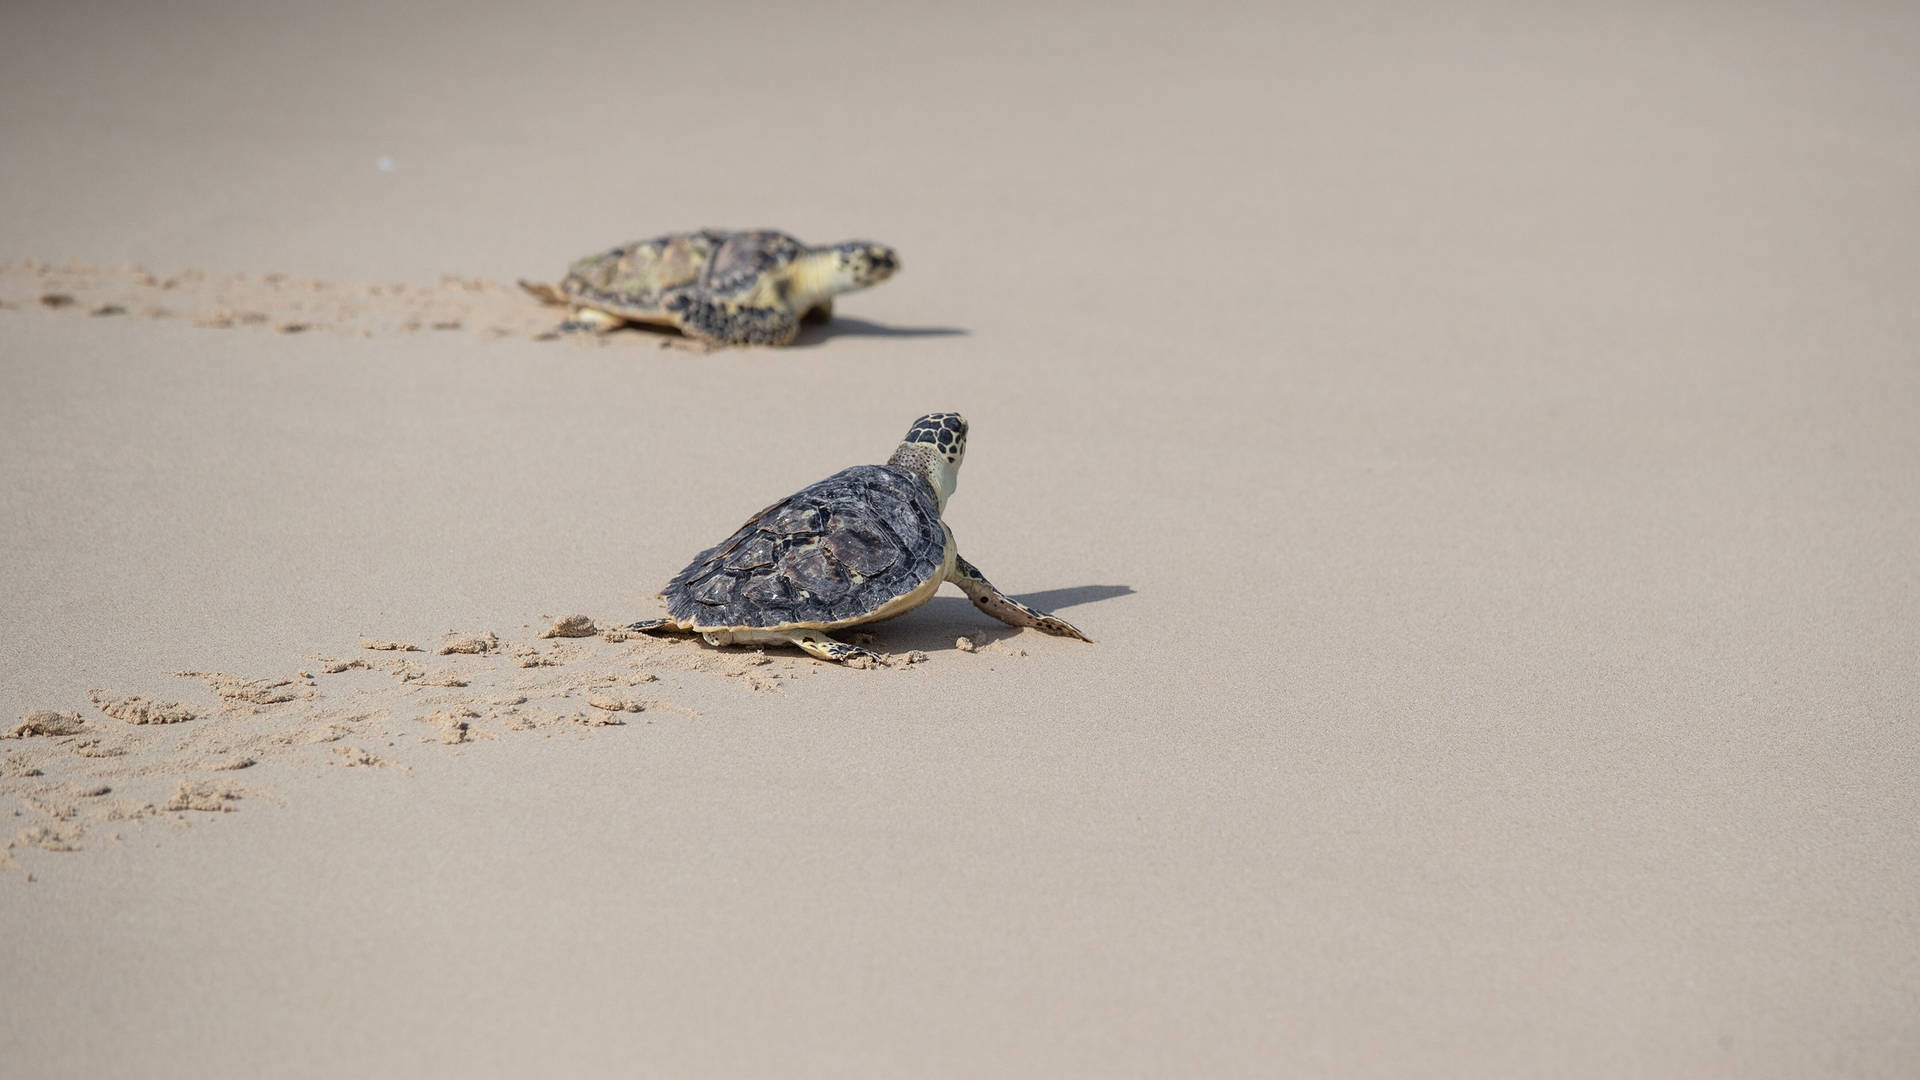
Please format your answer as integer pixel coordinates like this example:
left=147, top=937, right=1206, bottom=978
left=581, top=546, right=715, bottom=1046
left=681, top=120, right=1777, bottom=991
left=947, top=556, right=1091, bottom=642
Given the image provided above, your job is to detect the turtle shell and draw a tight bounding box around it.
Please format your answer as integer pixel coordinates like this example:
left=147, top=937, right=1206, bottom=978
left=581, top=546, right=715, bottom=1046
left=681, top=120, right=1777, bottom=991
left=558, top=229, right=807, bottom=318
left=661, top=465, right=949, bottom=631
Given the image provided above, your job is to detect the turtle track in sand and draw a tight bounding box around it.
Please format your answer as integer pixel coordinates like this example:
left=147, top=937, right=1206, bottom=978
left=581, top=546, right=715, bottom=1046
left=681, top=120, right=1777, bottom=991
left=0, top=614, right=1022, bottom=878
left=0, top=259, right=710, bottom=350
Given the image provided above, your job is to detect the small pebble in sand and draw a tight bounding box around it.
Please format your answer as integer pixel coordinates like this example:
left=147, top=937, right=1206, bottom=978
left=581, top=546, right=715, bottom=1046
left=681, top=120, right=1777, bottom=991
left=89, top=304, right=126, bottom=317
left=275, top=321, right=310, bottom=334
left=38, top=293, right=75, bottom=309
left=955, top=636, right=977, bottom=653
left=539, top=614, right=598, bottom=639
left=4, top=710, right=86, bottom=739
left=438, top=632, right=499, bottom=655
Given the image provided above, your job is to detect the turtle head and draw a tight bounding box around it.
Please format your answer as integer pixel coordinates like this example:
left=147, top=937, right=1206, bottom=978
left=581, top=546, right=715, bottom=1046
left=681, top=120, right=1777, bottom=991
left=828, top=241, right=900, bottom=291
left=886, top=412, right=967, bottom=512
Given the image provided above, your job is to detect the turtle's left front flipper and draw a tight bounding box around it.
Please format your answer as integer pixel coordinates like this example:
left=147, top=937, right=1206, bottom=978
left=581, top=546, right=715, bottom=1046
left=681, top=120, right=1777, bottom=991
left=948, top=556, right=1091, bottom=642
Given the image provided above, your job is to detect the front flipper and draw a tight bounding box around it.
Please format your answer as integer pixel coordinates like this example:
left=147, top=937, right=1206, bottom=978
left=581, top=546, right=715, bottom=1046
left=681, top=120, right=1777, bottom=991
left=676, top=299, right=801, bottom=347
left=948, top=556, right=1092, bottom=642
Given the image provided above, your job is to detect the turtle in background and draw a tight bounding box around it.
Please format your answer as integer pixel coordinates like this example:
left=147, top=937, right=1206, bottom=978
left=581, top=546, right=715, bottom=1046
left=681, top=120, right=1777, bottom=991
left=519, top=229, right=899, bottom=347
left=629, top=413, right=1091, bottom=664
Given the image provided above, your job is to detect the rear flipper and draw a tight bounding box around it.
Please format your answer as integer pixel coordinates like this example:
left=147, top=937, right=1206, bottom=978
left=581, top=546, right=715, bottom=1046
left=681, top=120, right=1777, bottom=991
left=555, top=307, right=625, bottom=335
left=521, top=282, right=626, bottom=338
left=534, top=312, right=625, bottom=341
left=705, top=627, right=881, bottom=665
left=631, top=621, right=881, bottom=665
left=783, top=630, right=882, bottom=666
left=948, top=556, right=1092, bottom=642
left=519, top=280, right=568, bottom=305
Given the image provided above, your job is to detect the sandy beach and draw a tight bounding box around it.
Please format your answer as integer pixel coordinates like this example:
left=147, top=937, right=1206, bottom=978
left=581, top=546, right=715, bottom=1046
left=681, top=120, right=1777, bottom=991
left=3, top=1, right=1917, bottom=1075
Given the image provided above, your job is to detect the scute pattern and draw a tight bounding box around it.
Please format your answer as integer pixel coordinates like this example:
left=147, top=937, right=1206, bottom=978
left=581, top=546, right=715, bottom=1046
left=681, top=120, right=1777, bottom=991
left=557, top=229, right=807, bottom=321
left=703, top=231, right=809, bottom=296
left=662, top=465, right=947, bottom=630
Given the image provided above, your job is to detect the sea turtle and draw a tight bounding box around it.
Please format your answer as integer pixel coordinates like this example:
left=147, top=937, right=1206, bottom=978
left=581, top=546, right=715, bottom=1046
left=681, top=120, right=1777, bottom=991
left=519, top=229, right=899, bottom=346
left=629, top=413, right=1091, bottom=663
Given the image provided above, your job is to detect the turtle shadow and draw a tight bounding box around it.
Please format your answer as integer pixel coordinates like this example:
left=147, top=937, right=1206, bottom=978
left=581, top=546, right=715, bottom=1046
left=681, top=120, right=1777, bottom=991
left=561, top=317, right=965, bottom=350
left=870, top=584, right=1135, bottom=654
left=789, top=317, right=969, bottom=349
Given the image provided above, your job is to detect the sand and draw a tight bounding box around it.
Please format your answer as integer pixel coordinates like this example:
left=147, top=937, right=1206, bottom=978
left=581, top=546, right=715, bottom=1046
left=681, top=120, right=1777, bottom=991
left=2, top=1, right=1917, bottom=1076
left=0, top=259, right=714, bottom=348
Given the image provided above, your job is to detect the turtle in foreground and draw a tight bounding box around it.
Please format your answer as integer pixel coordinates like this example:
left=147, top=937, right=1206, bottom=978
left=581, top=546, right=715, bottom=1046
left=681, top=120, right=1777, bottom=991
left=629, top=413, right=1091, bottom=663
left=519, top=229, right=899, bottom=346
